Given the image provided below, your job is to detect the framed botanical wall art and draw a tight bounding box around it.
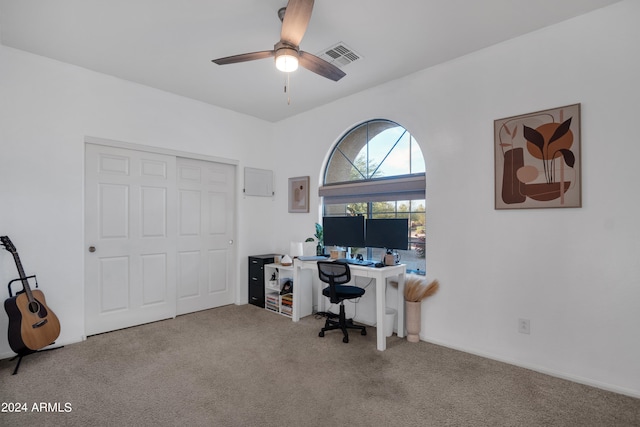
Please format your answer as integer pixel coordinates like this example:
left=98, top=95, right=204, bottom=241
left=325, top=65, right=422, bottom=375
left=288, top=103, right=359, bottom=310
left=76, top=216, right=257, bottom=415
left=288, top=176, right=309, bottom=213
left=494, top=103, right=581, bottom=209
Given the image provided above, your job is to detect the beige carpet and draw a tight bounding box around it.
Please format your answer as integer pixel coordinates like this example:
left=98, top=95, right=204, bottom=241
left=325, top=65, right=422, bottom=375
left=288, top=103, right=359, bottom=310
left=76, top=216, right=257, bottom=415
left=1, top=304, right=639, bottom=426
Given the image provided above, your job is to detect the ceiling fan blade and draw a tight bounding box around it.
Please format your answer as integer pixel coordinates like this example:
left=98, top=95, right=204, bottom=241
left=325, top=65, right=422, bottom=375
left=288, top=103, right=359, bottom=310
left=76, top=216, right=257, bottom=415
left=298, top=51, right=346, bottom=82
left=212, top=50, right=275, bottom=65
left=280, top=0, right=314, bottom=46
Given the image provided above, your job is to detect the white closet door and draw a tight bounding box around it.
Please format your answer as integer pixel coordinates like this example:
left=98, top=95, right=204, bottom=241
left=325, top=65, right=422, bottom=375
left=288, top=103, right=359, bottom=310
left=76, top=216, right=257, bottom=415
left=85, top=144, right=177, bottom=336
left=176, top=157, right=236, bottom=315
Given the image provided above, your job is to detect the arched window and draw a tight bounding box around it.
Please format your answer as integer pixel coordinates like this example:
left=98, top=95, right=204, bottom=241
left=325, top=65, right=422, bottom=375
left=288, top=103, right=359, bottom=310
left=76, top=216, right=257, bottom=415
left=320, top=119, right=426, bottom=273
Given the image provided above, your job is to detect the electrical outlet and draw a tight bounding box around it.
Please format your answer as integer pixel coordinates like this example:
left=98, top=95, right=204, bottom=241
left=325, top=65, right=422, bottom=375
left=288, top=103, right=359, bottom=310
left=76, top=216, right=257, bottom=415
left=518, top=318, right=530, bottom=334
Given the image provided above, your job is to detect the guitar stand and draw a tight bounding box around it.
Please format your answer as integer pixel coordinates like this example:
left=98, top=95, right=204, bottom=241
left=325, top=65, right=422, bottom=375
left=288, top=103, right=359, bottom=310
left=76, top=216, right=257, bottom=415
left=5, top=275, right=63, bottom=375
left=10, top=345, right=63, bottom=375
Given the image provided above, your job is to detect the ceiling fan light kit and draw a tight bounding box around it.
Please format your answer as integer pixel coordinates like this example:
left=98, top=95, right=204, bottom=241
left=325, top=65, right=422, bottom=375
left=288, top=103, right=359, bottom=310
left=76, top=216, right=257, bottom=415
left=275, top=47, right=299, bottom=72
left=212, top=0, right=345, bottom=82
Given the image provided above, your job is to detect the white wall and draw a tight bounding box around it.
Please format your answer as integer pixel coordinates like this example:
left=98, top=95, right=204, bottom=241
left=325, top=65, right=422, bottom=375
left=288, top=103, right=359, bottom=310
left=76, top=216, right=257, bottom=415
left=1, top=0, right=638, bottom=398
left=0, top=45, right=276, bottom=356
left=271, top=1, right=640, bottom=397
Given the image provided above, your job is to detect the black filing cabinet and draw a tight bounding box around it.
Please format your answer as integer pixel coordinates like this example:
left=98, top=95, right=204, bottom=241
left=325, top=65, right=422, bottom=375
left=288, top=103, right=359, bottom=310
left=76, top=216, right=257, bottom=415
left=248, top=254, right=279, bottom=308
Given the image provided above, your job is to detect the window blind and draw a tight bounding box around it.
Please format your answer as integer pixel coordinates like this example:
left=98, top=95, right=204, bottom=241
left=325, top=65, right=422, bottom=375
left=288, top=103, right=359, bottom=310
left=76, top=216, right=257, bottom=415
left=319, top=173, right=425, bottom=204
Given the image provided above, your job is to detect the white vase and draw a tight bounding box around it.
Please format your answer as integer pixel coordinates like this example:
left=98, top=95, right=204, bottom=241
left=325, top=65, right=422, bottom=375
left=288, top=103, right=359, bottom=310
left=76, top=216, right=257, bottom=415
left=405, top=300, right=422, bottom=343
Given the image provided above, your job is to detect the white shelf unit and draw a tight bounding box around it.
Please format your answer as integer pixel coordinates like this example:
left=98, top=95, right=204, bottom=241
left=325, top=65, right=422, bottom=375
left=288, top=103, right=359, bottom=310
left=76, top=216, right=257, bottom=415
left=264, top=263, right=312, bottom=320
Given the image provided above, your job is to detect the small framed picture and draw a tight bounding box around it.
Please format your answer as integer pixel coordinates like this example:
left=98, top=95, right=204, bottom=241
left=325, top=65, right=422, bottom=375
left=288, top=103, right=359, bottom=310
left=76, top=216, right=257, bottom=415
left=288, top=176, right=309, bottom=213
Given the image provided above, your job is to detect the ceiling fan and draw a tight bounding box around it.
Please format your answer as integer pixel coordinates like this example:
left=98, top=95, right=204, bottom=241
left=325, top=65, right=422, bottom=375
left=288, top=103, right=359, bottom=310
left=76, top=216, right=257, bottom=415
left=212, top=0, right=346, bottom=82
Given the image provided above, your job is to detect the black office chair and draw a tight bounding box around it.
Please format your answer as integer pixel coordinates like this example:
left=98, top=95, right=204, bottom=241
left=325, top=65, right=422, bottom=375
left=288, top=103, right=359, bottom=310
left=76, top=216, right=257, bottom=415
left=317, top=261, right=367, bottom=343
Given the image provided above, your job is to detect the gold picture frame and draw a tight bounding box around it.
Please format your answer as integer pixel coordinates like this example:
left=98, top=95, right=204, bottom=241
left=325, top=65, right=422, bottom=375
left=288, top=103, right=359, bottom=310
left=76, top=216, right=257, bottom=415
left=494, top=103, right=581, bottom=209
left=288, top=176, right=309, bottom=213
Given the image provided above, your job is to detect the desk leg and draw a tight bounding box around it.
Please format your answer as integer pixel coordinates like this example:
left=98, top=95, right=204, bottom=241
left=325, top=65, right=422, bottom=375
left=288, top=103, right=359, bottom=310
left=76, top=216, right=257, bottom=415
left=317, top=278, right=325, bottom=314
left=397, top=271, right=405, bottom=338
left=376, top=278, right=385, bottom=351
left=292, top=265, right=299, bottom=322
left=291, top=267, right=302, bottom=322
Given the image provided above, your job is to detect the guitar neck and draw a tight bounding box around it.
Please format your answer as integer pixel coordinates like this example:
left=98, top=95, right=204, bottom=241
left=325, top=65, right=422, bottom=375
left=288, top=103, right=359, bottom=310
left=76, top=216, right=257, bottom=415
left=10, top=251, right=35, bottom=302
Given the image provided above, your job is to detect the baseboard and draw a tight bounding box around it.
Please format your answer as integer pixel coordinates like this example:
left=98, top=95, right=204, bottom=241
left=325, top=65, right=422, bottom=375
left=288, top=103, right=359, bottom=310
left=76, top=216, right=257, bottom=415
left=0, top=336, right=83, bottom=362
left=0, top=350, right=16, bottom=360
left=421, top=336, right=640, bottom=399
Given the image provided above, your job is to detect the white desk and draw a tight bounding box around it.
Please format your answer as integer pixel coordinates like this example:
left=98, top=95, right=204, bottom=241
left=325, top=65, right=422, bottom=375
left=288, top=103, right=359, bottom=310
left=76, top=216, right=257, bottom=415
left=293, top=259, right=406, bottom=351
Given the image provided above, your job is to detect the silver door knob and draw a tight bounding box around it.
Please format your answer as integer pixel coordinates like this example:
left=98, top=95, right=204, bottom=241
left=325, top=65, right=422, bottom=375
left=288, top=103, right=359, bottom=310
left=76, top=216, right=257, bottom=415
left=89, top=246, right=96, bottom=253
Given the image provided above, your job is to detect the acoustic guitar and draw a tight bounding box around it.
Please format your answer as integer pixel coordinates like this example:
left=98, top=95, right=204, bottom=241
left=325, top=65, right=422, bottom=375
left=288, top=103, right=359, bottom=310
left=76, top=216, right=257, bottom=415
left=1, top=236, right=60, bottom=354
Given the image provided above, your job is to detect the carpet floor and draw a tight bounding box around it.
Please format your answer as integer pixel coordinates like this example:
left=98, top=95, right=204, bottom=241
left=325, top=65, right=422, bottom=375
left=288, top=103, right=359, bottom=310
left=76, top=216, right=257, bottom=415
left=1, top=304, right=639, bottom=426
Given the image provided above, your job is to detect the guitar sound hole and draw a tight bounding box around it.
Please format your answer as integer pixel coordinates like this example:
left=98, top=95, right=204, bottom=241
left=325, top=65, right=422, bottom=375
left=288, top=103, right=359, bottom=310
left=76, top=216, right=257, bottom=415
left=28, top=301, right=40, bottom=314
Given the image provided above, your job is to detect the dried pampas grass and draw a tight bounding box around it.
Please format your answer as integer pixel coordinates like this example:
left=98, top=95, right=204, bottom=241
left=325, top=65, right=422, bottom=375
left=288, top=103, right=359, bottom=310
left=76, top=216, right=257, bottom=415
left=404, top=275, right=440, bottom=302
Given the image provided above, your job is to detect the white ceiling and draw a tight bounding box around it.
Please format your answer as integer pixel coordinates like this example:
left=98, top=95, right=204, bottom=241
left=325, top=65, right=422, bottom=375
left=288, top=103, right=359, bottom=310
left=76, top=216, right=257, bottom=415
left=0, top=0, right=621, bottom=122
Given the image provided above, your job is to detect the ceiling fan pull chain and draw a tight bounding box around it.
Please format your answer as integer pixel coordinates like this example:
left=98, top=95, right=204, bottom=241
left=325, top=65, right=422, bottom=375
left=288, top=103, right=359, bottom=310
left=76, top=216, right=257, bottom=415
left=285, top=73, right=292, bottom=105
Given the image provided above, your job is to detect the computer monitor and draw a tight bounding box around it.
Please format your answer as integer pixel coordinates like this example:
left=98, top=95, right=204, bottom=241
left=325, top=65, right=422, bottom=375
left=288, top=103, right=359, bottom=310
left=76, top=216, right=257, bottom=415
left=365, top=218, right=409, bottom=250
left=322, top=216, right=365, bottom=248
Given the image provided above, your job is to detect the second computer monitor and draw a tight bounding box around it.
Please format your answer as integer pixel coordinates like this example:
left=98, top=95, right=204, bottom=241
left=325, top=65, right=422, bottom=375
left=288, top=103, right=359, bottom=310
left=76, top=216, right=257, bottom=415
left=322, top=216, right=366, bottom=248
left=365, top=218, right=409, bottom=250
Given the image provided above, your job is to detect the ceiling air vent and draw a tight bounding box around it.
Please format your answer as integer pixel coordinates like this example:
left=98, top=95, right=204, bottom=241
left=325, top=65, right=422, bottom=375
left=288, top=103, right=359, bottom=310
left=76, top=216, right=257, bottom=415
left=317, top=42, right=362, bottom=68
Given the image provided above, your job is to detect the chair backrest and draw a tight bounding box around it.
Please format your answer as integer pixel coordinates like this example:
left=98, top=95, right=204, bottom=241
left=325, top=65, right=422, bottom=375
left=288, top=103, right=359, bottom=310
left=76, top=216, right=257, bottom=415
left=317, top=261, right=351, bottom=285
left=317, top=261, right=351, bottom=303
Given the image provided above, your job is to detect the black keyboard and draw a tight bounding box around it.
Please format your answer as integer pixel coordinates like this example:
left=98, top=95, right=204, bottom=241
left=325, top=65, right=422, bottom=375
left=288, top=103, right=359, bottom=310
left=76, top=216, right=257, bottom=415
left=336, top=258, right=374, bottom=267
